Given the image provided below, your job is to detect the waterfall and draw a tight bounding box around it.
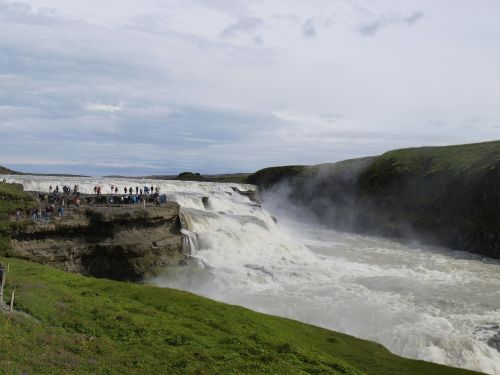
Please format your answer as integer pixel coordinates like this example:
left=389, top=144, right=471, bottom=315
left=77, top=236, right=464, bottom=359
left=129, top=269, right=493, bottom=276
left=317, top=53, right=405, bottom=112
left=3, top=173, right=500, bottom=374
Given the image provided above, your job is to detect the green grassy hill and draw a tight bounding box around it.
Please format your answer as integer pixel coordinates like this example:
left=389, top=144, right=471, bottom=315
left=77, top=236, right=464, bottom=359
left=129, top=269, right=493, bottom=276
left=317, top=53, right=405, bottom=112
left=248, top=141, right=500, bottom=258
left=0, top=258, right=482, bottom=375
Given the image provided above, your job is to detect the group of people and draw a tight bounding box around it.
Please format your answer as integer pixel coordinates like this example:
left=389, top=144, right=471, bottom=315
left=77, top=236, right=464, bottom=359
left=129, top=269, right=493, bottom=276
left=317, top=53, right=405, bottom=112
left=29, top=203, right=66, bottom=222
left=91, top=184, right=167, bottom=207
left=92, top=184, right=162, bottom=197
left=49, top=184, right=79, bottom=196
left=113, top=190, right=167, bottom=207
left=11, top=180, right=168, bottom=224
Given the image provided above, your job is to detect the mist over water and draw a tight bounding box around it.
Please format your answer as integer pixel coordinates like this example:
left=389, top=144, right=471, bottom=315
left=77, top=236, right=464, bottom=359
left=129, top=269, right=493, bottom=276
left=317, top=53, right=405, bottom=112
left=4, top=175, right=500, bottom=374
left=166, top=182, right=500, bottom=374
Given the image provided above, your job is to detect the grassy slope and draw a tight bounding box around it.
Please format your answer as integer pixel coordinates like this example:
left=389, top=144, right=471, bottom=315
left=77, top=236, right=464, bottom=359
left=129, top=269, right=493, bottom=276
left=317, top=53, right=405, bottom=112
left=0, top=182, right=35, bottom=254
left=0, top=183, right=32, bottom=217
left=249, top=141, right=500, bottom=187
left=359, top=141, right=500, bottom=191
left=0, top=258, right=481, bottom=375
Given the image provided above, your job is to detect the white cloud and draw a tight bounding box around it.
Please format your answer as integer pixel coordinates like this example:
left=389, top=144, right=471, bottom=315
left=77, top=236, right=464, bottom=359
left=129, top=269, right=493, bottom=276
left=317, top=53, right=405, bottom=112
left=84, top=103, right=123, bottom=113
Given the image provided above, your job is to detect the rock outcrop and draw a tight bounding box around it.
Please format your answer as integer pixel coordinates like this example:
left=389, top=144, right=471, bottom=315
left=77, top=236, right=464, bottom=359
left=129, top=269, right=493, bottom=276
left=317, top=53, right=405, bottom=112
left=9, top=203, right=184, bottom=281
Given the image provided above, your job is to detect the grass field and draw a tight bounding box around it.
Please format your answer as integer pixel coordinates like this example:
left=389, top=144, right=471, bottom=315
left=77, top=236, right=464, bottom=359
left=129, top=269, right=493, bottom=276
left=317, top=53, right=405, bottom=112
left=0, top=258, right=482, bottom=375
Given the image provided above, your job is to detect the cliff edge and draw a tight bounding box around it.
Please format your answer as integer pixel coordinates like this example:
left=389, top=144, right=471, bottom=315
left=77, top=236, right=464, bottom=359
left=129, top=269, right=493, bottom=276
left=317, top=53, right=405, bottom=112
left=0, top=184, right=184, bottom=280
left=249, top=141, right=500, bottom=258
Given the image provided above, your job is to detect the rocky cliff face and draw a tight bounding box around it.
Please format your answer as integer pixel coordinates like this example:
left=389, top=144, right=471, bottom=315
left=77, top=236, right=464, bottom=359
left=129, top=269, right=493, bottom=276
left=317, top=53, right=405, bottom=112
left=249, top=141, right=500, bottom=259
left=9, top=204, right=184, bottom=281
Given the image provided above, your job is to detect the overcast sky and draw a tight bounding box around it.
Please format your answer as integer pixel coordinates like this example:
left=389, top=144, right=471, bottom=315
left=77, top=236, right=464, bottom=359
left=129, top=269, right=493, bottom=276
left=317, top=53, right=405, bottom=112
left=1, top=0, right=500, bottom=175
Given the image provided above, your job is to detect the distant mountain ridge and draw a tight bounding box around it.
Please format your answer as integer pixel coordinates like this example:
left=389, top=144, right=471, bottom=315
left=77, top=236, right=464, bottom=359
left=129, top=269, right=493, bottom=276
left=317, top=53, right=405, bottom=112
left=104, top=172, right=251, bottom=184
left=0, top=165, right=19, bottom=175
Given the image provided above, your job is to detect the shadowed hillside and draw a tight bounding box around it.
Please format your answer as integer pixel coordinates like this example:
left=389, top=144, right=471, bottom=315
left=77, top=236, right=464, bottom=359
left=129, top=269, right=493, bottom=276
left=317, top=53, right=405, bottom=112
left=0, top=165, right=18, bottom=175
left=249, top=141, right=500, bottom=258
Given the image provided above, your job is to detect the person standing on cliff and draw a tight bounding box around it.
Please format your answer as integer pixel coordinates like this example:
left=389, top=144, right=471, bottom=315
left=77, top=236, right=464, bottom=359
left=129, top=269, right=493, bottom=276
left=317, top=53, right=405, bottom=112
left=15, top=209, right=21, bottom=222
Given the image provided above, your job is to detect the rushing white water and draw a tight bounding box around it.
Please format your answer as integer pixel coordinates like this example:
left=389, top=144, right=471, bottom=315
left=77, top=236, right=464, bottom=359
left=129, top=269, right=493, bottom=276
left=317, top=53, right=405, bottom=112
left=3, top=174, right=500, bottom=374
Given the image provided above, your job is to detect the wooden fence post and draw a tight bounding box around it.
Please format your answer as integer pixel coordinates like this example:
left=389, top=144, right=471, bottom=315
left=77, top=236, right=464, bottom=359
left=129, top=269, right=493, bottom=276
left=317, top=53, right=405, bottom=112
left=0, top=265, right=5, bottom=307
left=9, top=290, right=15, bottom=313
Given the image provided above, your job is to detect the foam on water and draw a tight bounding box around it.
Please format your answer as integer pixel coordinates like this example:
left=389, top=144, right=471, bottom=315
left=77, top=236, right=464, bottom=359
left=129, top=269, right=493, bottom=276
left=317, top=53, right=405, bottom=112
left=3, top=174, right=500, bottom=374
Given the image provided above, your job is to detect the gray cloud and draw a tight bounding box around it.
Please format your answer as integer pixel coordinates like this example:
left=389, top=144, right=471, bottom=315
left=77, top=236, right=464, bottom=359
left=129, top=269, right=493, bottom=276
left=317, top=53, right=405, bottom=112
left=359, top=11, right=423, bottom=36
left=319, top=112, right=344, bottom=123
left=221, top=17, right=263, bottom=38
left=302, top=19, right=316, bottom=38
left=0, top=0, right=62, bottom=24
